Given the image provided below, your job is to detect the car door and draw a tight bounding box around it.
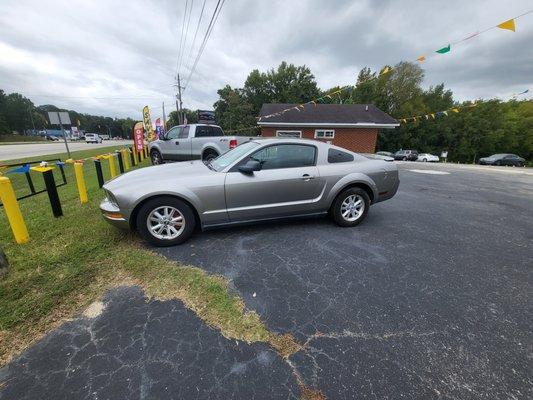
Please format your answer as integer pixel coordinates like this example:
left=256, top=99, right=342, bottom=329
left=173, top=125, right=192, bottom=161
left=224, top=143, right=324, bottom=222
left=159, top=126, right=181, bottom=160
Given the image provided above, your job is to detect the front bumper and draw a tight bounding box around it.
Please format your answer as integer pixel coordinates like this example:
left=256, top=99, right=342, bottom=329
left=99, top=198, right=130, bottom=230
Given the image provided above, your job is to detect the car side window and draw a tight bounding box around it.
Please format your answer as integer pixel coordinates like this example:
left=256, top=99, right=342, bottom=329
left=250, top=144, right=316, bottom=170
left=328, top=149, right=354, bottom=163
left=208, top=126, right=224, bottom=137
left=167, top=127, right=180, bottom=139
left=195, top=126, right=209, bottom=137
left=178, top=126, right=189, bottom=138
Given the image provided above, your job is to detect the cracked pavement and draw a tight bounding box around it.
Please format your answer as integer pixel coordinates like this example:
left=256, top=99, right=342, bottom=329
left=1, top=162, right=532, bottom=399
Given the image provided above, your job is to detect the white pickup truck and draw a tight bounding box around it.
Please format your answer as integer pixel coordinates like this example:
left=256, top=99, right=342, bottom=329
left=148, top=124, right=255, bottom=164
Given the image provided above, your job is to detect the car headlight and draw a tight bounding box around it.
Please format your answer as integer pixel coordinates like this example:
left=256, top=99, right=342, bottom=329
left=104, top=189, right=119, bottom=207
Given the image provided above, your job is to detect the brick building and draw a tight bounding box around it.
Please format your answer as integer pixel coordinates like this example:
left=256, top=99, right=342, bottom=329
left=257, top=103, right=398, bottom=153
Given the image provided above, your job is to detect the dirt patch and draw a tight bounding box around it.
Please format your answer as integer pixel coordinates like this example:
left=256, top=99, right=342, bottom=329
left=269, top=333, right=302, bottom=358
left=82, top=301, right=105, bottom=318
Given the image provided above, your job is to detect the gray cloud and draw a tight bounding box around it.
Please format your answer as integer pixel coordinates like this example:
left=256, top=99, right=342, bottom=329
left=0, top=0, right=531, bottom=120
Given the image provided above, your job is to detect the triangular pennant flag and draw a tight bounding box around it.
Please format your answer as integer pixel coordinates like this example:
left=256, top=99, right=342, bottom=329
left=380, top=66, right=391, bottom=75
left=451, top=108, right=460, bottom=113
left=7, top=164, right=30, bottom=174
left=416, top=55, right=426, bottom=62
left=431, top=113, right=435, bottom=119
left=436, top=44, right=451, bottom=54
left=401, top=119, right=406, bottom=123
left=443, top=111, right=448, bottom=116
left=497, top=19, right=515, bottom=32
left=425, top=115, right=429, bottom=120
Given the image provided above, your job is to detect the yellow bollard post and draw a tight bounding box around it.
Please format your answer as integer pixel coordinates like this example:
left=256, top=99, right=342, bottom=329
left=0, top=177, right=29, bottom=244
left=108, top=154, right=117, bottom=178
left=132, top=148, right=139, bottom=165
left=73, top=162, right=88, bottom=204
left=122, top=149, right=130, bottom=170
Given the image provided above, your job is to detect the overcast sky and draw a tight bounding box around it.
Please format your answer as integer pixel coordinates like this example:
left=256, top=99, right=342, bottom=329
left=0, top=0, right=531, bottom=120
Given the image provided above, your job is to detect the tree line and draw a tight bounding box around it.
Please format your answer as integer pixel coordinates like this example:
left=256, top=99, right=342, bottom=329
left=213, top=61, right=532, bottom=163
left=0, top=89, right=136, bottom=139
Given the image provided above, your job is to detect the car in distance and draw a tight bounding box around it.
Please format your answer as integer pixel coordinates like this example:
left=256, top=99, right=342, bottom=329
left=148, top=123, right=255, bottom=164
left=394, top=149, right=418, bottom=161
left=478, top=154, right=525, bottom=167
left=101, top=139, right=400, bottom=246
left=85, top=133, right=102, bottom=143
left=376, top=151, right=393, bottom=157
left=417, top=153, right=439, bottom=162
left=45, top=135, right=59, bottom=141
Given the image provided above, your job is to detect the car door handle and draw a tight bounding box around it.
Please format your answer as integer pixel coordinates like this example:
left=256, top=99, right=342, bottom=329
left=301, top=174, right=315, bottom=181
left=174, top=141, right=179, bottom=145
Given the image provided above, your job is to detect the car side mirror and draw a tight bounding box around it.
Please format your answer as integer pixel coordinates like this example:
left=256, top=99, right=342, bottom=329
left=238, top=159, right=262, bottom=174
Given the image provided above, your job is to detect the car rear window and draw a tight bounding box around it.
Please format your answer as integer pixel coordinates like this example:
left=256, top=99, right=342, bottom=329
left=328, top=149, right=354, bottom=163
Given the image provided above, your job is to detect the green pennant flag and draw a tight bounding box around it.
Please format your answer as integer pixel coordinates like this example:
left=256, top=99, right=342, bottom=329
left=436, top=44, right=451, bottom=54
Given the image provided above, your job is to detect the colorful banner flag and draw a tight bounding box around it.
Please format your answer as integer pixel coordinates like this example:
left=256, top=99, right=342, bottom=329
left=142, top=106, right=156, bottom=142
left=155, top=118, right=163, bottom=139
left=497, top=18, right=515, bottom=32
left=436, top=44, right=451, bottom=54
left=133, top=121, right=145, bottom=152
left=416, top=55, right=426, bottom=62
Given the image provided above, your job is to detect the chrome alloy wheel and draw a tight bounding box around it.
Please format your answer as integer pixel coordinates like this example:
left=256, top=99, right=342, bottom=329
left=151, top=151, right=162, bottom=165
left=147, top=206, right=185, bottom=240
left=341, top=194, right=365, bottom=222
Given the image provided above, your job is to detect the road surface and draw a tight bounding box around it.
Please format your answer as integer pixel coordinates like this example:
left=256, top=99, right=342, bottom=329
left=0, top=140, right=133, bottom=161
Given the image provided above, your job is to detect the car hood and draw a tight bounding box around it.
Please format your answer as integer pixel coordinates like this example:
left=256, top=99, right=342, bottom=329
left=103, top=160, right=212, bottom=192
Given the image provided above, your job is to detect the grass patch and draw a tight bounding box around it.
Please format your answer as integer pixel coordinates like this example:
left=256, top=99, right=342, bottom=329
left=0, top=135, right=46, bottom=144
left=0, top=146, right=296, bottom=366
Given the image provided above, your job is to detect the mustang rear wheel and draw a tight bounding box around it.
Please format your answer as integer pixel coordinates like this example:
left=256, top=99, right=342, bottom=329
left=332, top=188, right=370, bottom=227
left=136, top=196, right=195, bottom=246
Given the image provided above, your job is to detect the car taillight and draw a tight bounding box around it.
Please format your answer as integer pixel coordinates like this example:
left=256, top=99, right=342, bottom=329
left=229, top=139, right=237, bottom=149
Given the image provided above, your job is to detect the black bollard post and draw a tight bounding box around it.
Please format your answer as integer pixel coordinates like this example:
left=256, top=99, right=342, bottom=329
left=94, top=159, right=104, bottom=188
left=41, top=168, right=62, bottom=217
left=130, top=147, right=137, bottom=166
left=116, top=151, right=124, bottom=174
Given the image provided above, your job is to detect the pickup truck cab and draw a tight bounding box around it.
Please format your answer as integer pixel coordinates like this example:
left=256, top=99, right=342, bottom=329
left=149, top=123, right=254, bottom=164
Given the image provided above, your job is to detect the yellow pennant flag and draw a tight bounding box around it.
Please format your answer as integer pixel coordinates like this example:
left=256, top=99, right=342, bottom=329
left=431, top=113, right=436, bottom=119
left=416, top=55, right=426, bottom=62
left=380, top=66, right=391, bottom=75
left=497, top=19, right=515, bottom=32
left=451, top=108, right=460, bottom=113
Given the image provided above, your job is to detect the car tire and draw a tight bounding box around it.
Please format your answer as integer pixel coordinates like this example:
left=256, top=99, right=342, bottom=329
left=136, top=196, right=195, bottom=247
left=331, top=188, right=370, bottom=227
left=202, top=150, right=219, bottom=163
left=495, top=161, right=501, bottom=166
left=150, top=149, right=164, bottom=165
left=422, top=158, right=427, bottom=162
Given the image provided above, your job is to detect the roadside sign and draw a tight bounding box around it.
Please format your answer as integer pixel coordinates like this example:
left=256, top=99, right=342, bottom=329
left=142, top=106, right=156, bottom=142
left=48, top=111, right=71, bottom=125
left=133, top=122, right=145, bottom=152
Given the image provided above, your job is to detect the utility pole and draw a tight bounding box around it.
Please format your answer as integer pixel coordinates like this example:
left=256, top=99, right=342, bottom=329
left=162, top=102, right=167, bottom=130
left=175, top=74, right=184, bottom=124
left=28, top=106, right=36, bottom=135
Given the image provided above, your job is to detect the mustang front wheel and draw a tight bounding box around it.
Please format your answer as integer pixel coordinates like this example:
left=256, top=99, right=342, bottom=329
left=332, top=188, right=370, bottom=227
left=136, top=196, right=195, bottom=246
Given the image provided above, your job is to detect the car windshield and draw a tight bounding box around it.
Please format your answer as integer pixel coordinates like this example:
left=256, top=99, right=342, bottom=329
left=209, top=141, right=260, bottom=171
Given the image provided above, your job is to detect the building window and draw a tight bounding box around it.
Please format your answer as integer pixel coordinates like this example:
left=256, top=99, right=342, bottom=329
left=276, top=130, right=302, bottom=138
left=315, top=129, right=335, bottom=139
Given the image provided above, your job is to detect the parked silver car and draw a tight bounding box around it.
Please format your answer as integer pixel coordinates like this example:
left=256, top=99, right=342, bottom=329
left=100, top=139, right=400, bottom=246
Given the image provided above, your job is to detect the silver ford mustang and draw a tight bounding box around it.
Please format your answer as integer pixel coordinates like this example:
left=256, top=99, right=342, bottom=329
left=100, top=139, right=399, bottom=246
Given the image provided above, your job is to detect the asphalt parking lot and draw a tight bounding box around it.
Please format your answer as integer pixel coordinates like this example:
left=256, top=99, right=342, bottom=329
left=1, top=162, right=532, bottom=399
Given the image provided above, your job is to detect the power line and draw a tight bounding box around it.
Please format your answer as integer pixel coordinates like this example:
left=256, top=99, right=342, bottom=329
left=174, top=0, right=190, bottom=78
left=184, top=0, right=207, bottom=75
left=184, top=0, right=226, bottom=90
left=177, top=0, right=195, bottom=77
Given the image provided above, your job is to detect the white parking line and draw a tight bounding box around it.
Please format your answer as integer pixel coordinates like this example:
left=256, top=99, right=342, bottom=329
left=408, top=169, right=450, bottom=175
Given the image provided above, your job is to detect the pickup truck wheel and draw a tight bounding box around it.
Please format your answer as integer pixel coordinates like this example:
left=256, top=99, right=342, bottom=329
left=202, top=150, right=218, bottom=163
left=136, top=196, right=195, bottom=246
left=150, top=149, right=163, bottom=165
left=332, top=188, right=370, bottom=227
